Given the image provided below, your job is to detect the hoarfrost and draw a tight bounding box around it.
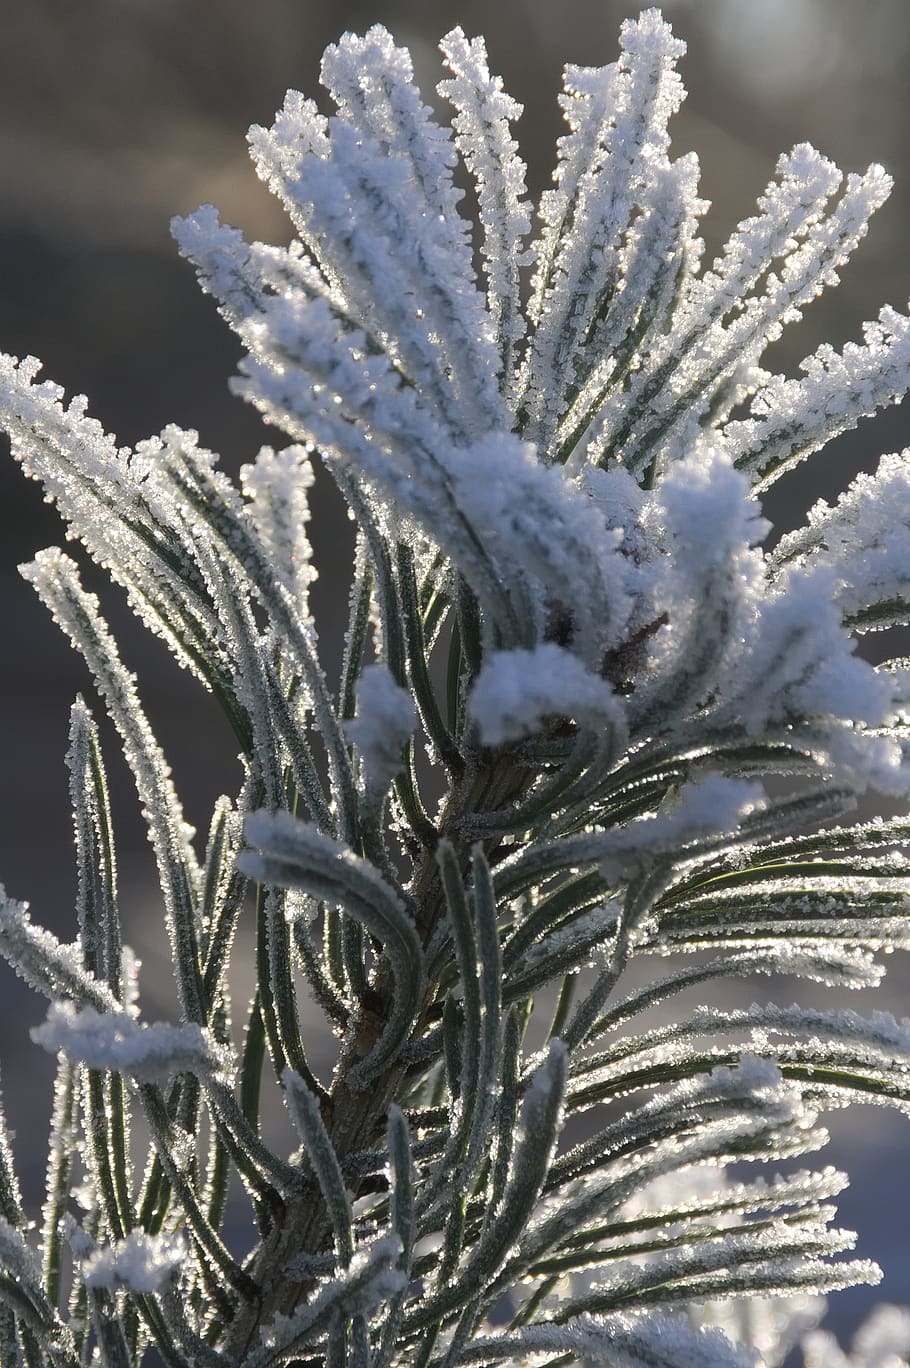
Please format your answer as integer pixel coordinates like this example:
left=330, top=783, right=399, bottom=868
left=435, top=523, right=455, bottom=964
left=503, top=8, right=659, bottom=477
left=83, top=1230, right=185, bottom=1293
left=345, top=663, right=417, bottom=793
left=468, top=642, right=626, bottom=745
left=31, top=1001, right=232, bottom=1083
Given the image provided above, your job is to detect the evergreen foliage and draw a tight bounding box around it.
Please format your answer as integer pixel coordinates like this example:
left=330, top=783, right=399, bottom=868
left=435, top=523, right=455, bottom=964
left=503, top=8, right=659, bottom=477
left=1, top=9, right=910, bottom=1365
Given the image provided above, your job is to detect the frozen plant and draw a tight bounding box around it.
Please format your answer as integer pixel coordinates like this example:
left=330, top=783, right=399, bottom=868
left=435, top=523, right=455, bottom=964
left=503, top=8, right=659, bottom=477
left=2, top=8, right=910, bottom=1365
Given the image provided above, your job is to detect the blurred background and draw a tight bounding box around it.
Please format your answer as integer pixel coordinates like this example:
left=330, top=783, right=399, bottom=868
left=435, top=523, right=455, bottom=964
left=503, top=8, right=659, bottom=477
left=1, top=0, right=910, bottom=1351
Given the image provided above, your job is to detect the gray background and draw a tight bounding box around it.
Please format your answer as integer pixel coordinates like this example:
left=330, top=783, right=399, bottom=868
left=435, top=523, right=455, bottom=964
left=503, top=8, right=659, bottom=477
left=1, top=0, right=910, bottom=1350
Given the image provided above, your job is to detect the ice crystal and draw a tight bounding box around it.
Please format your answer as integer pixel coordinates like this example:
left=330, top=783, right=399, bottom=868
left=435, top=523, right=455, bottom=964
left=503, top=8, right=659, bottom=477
left=31, top=1002, right=232, bottom=1084
left=82, top=1231, right=186, bottom=1294
left=345, top=662, right=417, bottom=794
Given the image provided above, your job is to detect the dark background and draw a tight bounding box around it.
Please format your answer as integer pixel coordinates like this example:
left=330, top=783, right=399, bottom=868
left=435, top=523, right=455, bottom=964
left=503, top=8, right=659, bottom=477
left=1, top=0, right=910, bottom=1351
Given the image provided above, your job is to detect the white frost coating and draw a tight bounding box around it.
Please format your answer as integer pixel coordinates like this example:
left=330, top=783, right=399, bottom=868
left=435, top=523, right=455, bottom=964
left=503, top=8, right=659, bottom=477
left=438, top=26, right=531, bottom=390
left=725, top=305, right=910, bottom=487
left=644, top=443, right=768, bottom=648
left=240, top=445, right=317, bottom=613
left=317, top=24, right=508, bottom=438
left=241, top=810, right=408, bottom=919
left=0, top=1216, right=43, bottom=1288
left=246, top=35, right=509, bottom=443
left=31, top=1002, right=232, bottom=1083
left=687, top=143, right=841, bottom=326
left=592, top=149, right=893, bottom=479
left=247, top=90, right=331, bottom=214
left=773, top=449, right=910, bottom=633
left=0, top=354, right=241, bottom=697
left=248, top=1236, right=405, bottom=1368
left=560, top=151, right=706, bottom=459
left=441, top=432, right=631, bottom=660
left=319, top=27, right=463, bottom=230
left=568, top=1217, right=864, bottom=1315
left=20, top=548, right=206, bottom=1021
left=62, top=1214, right=97, bottom=1260
left=520, top=901, right=620, bottom=975
left=83, top=1230, right=185, bottom=1293
left=597, top=774, right=764, bottom=881
left=632, top=447, right=767, bottom=727
left=691, top=1002, right=910, bottom=1064
left=0, top=887, right=118, bottom=1014
left=654, top=446, right=770, bottom=575
left=523, top=11, right=687, bottom=445
left=176, top=208, right=631, bottom=661
left=578, top=462, right=647, bottom=541
left=345, top=663, right=416, bottom=793
left=618, top=1166, right=828, bottom=1365
left=718, top=562, right=909, bottom=793
left=468, top=642, right=626, bottom=745
left=818, top=725, right=908, bottom=799
left=593, top=1050, right=809, bottom=1140
left=707, top=1052, right=782, bottom=1097
left=463, top=1311, right=758, bottom=1368
left=618, top=442, right=910, bottom=793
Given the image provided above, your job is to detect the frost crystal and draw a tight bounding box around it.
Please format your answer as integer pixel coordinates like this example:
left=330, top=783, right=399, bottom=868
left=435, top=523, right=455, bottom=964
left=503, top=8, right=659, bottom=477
left=1, top=8, right=910, bottom=1368
left=83, top=1231, right=186, bottom=1294
left=31, top=1001, right=232, bottom=1083
left=468, top=642, right=627, bottom=745
left=240, top=444, right=317, bottom=613
left=345, top=663, right=417, bottom=793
